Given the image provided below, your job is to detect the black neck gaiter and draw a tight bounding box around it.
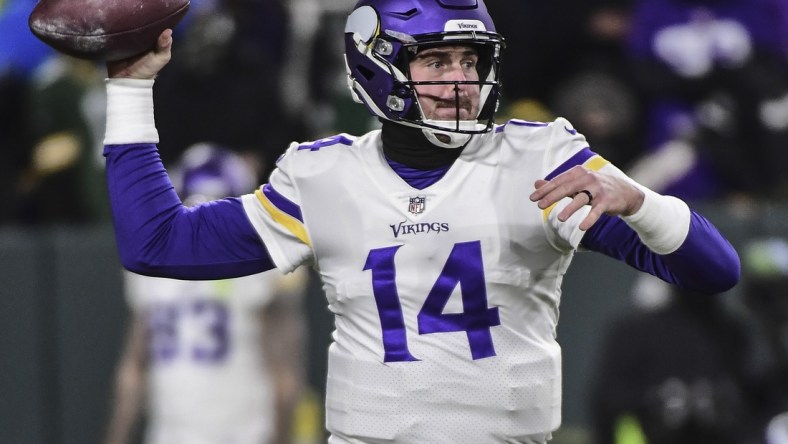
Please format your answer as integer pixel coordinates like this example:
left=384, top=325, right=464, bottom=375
left=380, top=120, right=465, bottom=170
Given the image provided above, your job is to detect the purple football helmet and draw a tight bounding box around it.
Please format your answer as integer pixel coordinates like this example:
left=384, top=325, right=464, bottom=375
left=171, top=143, right=257, bottom=206
left=344, top=0, right=505, bottom=148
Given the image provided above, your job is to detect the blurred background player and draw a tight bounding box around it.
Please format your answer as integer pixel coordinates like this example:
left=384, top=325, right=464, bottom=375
left=589, top=237, right=788, bottom=444
left=103, top=143, right=309, bottom=444
left=588, top=274, right=752, bottom=444
left=16, top=54, right=110, bottom=224
left=737, top=237, right=788, bottom=444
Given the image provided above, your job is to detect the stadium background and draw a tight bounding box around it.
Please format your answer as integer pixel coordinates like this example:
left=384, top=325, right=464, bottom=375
left=2, top=0, right=788, bottom=442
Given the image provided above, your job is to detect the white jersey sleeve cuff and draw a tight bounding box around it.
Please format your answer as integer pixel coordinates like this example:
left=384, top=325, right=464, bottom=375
left=621, top=187, right=690, bottom=255
left=103, top=78, right=159, bottom=145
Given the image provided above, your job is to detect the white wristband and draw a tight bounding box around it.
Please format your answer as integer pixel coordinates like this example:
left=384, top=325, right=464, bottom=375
left=621, top=187, right=690, bottom=255
left=103, top=78, right=159, bottom=145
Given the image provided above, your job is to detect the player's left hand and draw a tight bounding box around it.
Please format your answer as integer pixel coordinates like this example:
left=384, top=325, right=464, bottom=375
left=530, top=165, right=644, bottom=231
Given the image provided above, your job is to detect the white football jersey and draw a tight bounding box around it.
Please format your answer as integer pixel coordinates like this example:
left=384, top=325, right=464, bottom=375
left=124, top=270, right=284, bottom=444
left=242, top=117, right=620, bottom=443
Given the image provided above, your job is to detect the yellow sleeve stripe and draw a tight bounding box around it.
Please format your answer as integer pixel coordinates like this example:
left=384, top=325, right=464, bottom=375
left=542, top=154, right=610, bottom=221
left=255, top=189, right=311, bottom=247
left=585, top=155, right=610, bottom=172
left=542, top=202, right=559, bottom=222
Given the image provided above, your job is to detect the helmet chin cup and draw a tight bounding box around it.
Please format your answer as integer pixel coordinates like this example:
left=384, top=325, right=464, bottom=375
left=422, top=128, right=472, bottom=149
left=421, top=119, right=481, bottom=148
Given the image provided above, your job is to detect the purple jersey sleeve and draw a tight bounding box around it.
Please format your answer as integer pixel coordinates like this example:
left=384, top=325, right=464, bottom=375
left=581, top=212, right=740, bottom=294
left=104, top=143, right=274, bottom=280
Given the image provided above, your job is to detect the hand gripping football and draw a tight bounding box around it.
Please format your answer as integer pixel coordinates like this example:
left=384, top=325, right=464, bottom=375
left=29, top=0, right=190, bottom=61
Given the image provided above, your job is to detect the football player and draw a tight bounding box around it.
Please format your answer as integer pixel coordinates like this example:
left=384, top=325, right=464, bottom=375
left=103, top=144, right=308, bottom=444
left=101, top=1, right=740, bottom=442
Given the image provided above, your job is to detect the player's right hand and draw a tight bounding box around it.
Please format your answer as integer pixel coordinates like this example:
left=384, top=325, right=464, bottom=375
left=530, top=165, right=644, bottom=231
left=106, top=29, right=173, bottom=79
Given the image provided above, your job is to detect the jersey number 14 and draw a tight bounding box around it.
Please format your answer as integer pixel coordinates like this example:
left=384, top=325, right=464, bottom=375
left=364, top=240, right=501, bottom=362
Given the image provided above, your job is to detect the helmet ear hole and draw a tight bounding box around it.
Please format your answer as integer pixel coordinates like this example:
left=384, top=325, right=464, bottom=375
left=356, top=65, right=375, bottom=81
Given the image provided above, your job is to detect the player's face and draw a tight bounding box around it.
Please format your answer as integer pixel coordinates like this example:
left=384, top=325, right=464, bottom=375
left=409, top=45, right=481, bottom=121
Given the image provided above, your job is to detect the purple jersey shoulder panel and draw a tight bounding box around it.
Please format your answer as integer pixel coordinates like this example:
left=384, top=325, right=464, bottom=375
left=545, top=147, right=595, bottom=180
left=263, top=183, right=303, bottom=222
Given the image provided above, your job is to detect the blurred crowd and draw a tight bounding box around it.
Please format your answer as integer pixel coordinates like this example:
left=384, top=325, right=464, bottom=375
left=3, top=0, right=788, bottom=225
left=0, top=0, right=371, bottom=225
left=2, top=0, right=788, bottom=443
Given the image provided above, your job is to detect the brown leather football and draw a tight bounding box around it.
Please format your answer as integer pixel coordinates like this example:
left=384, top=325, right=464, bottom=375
left=29, top=0, right=190, bottom=61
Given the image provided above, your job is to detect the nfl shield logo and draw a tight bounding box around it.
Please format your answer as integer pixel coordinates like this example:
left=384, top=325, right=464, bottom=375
left=408, top=196, right=426, bottom=215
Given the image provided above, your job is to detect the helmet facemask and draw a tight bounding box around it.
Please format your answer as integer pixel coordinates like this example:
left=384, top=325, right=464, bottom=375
left=395, top=36, right=503, bottom=147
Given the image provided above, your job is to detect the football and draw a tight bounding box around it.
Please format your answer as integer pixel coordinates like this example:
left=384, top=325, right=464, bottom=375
left=28, top=0, right=190, bottom=61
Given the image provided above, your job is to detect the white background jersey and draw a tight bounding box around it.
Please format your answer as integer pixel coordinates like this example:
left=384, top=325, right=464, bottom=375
left=124, top=270, right=283, bottom=444
left=242, top=118, right=611, bottom=442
